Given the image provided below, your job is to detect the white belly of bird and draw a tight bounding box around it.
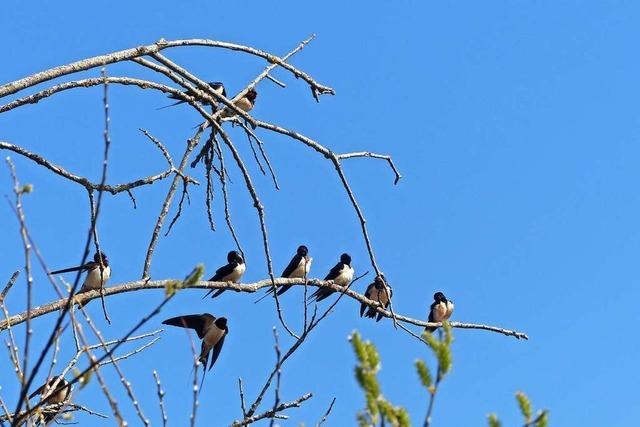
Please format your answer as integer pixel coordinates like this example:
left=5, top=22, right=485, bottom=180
left=334, top=266, right=354, bottom=287
left=445, top=301, right=455, bottom=320
left=432, top=302, right=448, bottom=322
left=83, top=266, right=111, bottom=290
left=289, top=257, right=312, bottom=278
left=224, top=263, right=246, bottom=283
left=204, top=326, right=225, bottom=346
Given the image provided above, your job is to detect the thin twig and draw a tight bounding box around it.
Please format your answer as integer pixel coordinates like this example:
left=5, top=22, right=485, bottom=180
left=153, top=371, right=168, bottom=427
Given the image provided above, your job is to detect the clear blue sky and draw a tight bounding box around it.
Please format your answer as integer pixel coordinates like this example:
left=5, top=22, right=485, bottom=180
left=2, top=1, right=639, bottom=425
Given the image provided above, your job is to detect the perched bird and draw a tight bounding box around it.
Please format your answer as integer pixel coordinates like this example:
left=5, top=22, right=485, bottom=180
left=220, top=88, right=258, bottom=118
left=308, top=253, right=354, bottom=303
left=425, top=292, right=455, bottom=333
left=260, top=245, right=312, bottom=299
left=160, top=81, right=226, bottom=109
left=28, top=375, right=72, bottom=424
left=162, top=314, right=228, bottom=375
left=360, top=275, right=392, bottom=321
left=50, top=251, right=110, bottom=293
left=205, top=251, right=246, bottom=299
left=189, top=88, right=259, bottom=168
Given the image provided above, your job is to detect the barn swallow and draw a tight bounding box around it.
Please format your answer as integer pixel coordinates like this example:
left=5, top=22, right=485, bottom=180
left=308, top=253, right=354, bottom=303
left=260, top=245, right=312, bottom=299
left=204, top=251, right=246, bottom=299
left=162, top=314, right=228, bottom=378
left=160, top=81, right=226, bottom=109
left=28, top=375, right=72, bottom=424
left=220, top=88, right=258, bottom=118
left=360, top=275, right=392, bottom=322
left=50, top=251, right=110, bottom=293
left=425, top=292, right=455, bottom=333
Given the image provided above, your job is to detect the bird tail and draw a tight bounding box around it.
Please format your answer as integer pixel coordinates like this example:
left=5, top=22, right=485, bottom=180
left=254, top=288, right=275, bottom=304
left=365, top=308, right=377, bottom=319
left=49, top=265, right=84, bottom=275
left=210, top=289, right=225, bottom=299
left=156, top=100, right=185, bottom=110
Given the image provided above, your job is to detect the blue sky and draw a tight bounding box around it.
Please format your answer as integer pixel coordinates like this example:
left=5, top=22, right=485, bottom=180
left=2, top=1, right=639, bottom=425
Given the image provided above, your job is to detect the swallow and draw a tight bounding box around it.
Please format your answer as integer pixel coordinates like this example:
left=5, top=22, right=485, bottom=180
left=260, top=245, right=312, bottom=299
left=50, top=251, right=110, bottom=293
left=308, top=253, right=354, bottom=303
left=28, top=375, right=72, bottom=424
left=220, top=88, right=258, bottom=118
left=162, top=314, right=228, bottom=375
left=360, top=275, right=392, bottom=321
left=160, top=81, right=226, bottom=109
left=425, top=292, right=455, bottom=333
left=204, top=251, right=246, bottom=299
left=189, top=88, right=259, bottom=168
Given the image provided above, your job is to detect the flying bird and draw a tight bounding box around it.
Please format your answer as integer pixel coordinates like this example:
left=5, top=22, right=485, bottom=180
left=360, top=275, right=392, bottom=321
left=425, top=292, right=455, bottom=333
left=28, top=375, right=72, bottom=424
left=308, top=253, right=354, bottom=303
left=205, top=251, right=246, bottom=299
left=162, top=314, right=228, bottom=378
left=49, top=251, right=110, bottom=293
left=159, top=81, right=226, bottom=109
left=260, top=245, right=312, bottom=300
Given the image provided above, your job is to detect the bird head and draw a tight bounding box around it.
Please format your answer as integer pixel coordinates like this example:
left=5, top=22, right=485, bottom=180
left=209, top=82, right=226, bottom=97
left=433, top=292, right=447, bottom=303
left=340, top=253, right=352, bottom=265
left=340, top=254, right=351, bottom=266
left=374, top=274, right=386, bottom=288
left=215, top=317, right=228, bottom=329
left=227, top=250, right=244, bottom=264
left=246, top=88, right=258, bottom=101
left=93, top=251, right=108, bottom=266
left=297, top=245, right=309, bottom=256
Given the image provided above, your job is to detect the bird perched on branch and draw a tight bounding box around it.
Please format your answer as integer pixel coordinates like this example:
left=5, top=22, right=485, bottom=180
left=360, top=275, right=392, bottom=321
left=219, top=88, right=258, bottom=119
left=308, top=253, right=354, bottom=303
left=162, top=314, right=228, bottom=384
left=159, top=81, right=226, bottom=109
left=259, top=245, right=312, bottom=300
left=189, top=87, right=259, bottom=168
left=49, top=251, right=110, bottom=293
left=425, top=292, right=454, bottom=333
left=205, top=251, right=246, bottom=299
left=28, top=375, right=72, bottom=425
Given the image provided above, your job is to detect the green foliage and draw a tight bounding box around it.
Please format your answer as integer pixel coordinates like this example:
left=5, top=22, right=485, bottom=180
left=165, top=263, right=204, bottom=296
left=414, top=359, right=432, bottom=390
left=422, top=321, right=454, bottom=381
left=20, top=184, right=33, bottom=194
left=73, top=367, right=92, bottom=389
left=516, top=391, right=533, bottom=421
left=535, top=411, right=549, bottom=427
left=350, top=331, right=410, bottom=427
left=492, top=391, right=548, bottom=427
left=487, top=413, right=501, bottom=427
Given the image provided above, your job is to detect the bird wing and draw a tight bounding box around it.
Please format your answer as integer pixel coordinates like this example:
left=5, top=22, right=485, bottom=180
left=162, top=314, right=215, bottom=339
left=50, top=262, right=96, bottom=275
left=324, top=262, right=344, bottom=281
left=281, top=254, right=302, bottom=278
left=211, top=263, right=235, bottom=281
left=28, top=382, right=46, bottom=399
left=209, top=332, right=227, bottom=371
left=361, top=282, right=375, bottom=317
